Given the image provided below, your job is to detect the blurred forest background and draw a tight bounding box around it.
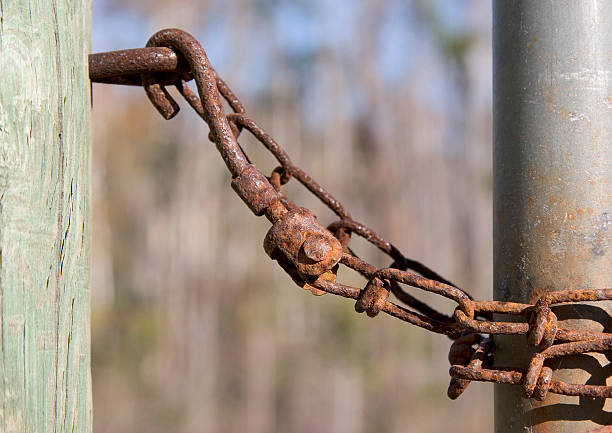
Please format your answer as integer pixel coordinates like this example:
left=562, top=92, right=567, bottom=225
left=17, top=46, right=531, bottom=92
left=90, top=0, right=493, bottom=432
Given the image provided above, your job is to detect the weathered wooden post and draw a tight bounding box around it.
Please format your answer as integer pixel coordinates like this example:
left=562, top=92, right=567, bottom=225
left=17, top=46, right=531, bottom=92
left=494, top=1, right=612, bottom=431
left=0, top=1, right=92, bottom=432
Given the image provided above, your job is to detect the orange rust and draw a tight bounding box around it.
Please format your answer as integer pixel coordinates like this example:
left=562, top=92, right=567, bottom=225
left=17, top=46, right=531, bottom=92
left=89, top=29, right=612, bottom=408
left=527, top=37, right=538, bottom=52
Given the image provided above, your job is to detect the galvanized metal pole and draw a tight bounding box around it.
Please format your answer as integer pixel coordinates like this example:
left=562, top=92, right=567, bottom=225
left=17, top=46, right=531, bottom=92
left=494, top=1, right=612, bottom=431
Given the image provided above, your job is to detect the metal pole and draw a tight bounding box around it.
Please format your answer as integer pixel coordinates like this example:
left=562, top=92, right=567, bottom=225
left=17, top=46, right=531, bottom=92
left=494, top=1, right=612, bottom=431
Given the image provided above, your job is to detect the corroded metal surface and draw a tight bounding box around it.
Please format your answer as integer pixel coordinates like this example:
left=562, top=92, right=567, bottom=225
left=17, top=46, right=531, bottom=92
left=89, top=28, right=612, bottom=428
left=89, top=47, right=191, bottom=85
left=494, top=1, right=612, bottom=431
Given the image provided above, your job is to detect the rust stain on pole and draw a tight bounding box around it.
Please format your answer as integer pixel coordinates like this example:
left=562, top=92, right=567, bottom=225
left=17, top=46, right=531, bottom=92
left=494, top=1, right=612, bottom=431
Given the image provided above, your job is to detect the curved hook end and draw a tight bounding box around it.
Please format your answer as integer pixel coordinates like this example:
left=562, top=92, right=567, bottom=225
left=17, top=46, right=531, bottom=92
left=142, top=78, right=180, bottom=120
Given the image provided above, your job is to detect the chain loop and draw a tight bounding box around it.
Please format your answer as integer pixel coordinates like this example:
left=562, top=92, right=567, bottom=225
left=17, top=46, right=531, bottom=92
left=89, top=28, right=612, bottom=405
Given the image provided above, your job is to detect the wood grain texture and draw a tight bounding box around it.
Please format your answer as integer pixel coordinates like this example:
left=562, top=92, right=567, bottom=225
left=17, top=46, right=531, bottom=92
left=0, top=1, right=91, bottom=432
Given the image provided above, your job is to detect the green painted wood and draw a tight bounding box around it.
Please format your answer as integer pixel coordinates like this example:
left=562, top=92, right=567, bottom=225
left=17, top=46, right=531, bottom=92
left=0, top=1, right=91, bottom=432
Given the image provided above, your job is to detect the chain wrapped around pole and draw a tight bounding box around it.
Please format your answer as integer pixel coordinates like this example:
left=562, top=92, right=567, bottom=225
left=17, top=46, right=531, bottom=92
left=89, top=28, right=612, bottom=405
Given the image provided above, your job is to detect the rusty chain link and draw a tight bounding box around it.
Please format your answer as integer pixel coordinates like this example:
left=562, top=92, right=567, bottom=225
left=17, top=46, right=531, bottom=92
left=89, top=28, right=612, bottom=403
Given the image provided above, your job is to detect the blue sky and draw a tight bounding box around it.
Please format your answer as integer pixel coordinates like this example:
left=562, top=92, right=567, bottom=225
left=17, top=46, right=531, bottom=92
left=92, top=0, right=480, bottom=129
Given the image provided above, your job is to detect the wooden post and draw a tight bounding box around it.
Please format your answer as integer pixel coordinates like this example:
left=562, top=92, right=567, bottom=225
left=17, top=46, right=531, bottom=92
left=494, top=1, right=612, bottom=431
left=0, top=1, right=92, bottom=432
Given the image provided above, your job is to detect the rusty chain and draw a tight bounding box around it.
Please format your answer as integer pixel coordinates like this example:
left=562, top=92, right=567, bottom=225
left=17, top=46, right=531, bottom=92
left=89, top=28, right=612, bottom=403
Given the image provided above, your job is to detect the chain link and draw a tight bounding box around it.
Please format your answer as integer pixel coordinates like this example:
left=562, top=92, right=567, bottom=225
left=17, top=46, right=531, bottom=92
left=89, top=28, right=612, bottom=403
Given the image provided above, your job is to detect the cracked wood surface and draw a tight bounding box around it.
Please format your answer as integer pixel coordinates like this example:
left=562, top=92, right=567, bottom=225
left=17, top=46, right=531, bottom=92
left=0, top=1, right=91, bottom=432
